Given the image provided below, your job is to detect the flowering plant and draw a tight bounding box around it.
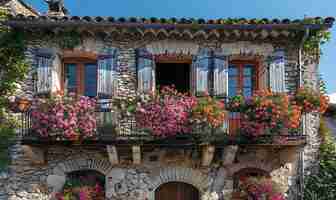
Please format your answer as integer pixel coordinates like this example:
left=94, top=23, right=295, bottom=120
left=55, top=175, right=104, bottom=200
left=294, top=87, right=329, bottom=114
left=226, top=94, right=246, bottom=112
left=135, top=86, right=197, bottom=137
left=30, top=94, right=97, bottom=141
left=191, top=94, right=226, bottom=128
left=239, top=177, right=285, bottom=200
left=228, top=90, right=303, bottom=137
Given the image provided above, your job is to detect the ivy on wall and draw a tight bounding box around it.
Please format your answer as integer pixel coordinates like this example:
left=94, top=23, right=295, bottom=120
left=0, top=8, right=28, bottom=170
left=302, top=18, right=332, bottom=54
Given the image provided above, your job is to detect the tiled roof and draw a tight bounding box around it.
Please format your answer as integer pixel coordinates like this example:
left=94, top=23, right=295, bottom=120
left=5, top=14, right=335, bottom=30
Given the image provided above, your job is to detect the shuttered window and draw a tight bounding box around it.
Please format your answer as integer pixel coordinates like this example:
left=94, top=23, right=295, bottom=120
left=34, top=49, right=55, bottom=95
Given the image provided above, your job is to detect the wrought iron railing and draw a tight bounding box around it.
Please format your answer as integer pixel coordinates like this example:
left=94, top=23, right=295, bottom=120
left=18, top=102, right=306, bottom=146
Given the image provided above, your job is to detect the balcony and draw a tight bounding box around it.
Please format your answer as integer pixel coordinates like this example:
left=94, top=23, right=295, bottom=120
left=18, top=103, right=306, bottom=147
left=15, top=87, right=326, bottom=147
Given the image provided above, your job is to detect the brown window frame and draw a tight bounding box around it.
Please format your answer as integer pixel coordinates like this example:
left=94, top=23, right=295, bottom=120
left=229, top=60, right=260, bottom=97
left=61, top=57, right=98, bottom=96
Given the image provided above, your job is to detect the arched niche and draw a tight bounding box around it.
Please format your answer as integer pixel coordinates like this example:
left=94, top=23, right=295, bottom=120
left=47, top=157, right=112, bottom=198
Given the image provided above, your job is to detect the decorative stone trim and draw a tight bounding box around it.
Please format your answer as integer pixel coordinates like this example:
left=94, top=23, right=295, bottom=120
left=147, top=167, right=211, bottom=200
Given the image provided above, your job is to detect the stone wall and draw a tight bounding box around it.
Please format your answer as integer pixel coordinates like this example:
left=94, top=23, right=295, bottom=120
left=2, top=143, right=301, bottom=200
left=0, top=35, right=323, bottom=200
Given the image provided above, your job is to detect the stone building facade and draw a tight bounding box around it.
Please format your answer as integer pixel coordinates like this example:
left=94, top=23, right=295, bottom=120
left=0, top=1, right=334, bottom=200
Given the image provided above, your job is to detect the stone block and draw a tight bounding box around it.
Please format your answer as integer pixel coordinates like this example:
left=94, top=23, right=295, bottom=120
left=222, top=145, right=238, bottom=165
left=22, top=145, right=45, bottom=165
left=106, top=145, right=119, bottom=165
left=201, top=145, right=215, bottom=167
left=47, top=175, right=65, bottom=192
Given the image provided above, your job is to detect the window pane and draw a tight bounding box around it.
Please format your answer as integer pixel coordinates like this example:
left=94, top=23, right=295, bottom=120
left=85, top=63, right=97, bottom=97
left=229, top=67, right=238, bottom=76
left=65, top=63, right=77, bottom=94
left=229, top=77, right=238, bottom=87
left=243, top=66, right=253, bottom=76
left=243, top=88, right=252, bottom=97
left=229, top=88, right=237, bottom=97
left=243, top=77, right=252, bottom=87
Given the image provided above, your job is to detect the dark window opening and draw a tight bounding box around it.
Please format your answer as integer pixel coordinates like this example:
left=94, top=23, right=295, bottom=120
left=155, top=63, right=190, bottom=93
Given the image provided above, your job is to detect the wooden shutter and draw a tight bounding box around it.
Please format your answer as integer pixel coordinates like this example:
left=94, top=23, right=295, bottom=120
left=192, top=48, right=211, bottom=96
left=97, top=48, right=118, bottom=98
left=34, top=48, right=55, bottom=95
left=137, top=48, right=155, bottom=93
left=84, top=63, right=98, bottom=97
left=213, top=51, right=229, bottom=98
left=269, top=50, right=286, bottom=93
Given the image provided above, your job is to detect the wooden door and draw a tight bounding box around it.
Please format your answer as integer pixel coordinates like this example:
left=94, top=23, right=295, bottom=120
left=155, top=182, right=199, bottom=200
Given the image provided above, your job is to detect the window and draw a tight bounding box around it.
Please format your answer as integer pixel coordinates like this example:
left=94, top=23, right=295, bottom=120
left=228, top=61, right=258, bottom=98
left=63, top=60, right=98, bottom=97
left=155, top=62, right=191, bottom=93
left=228, top=61, right=259, bottom=135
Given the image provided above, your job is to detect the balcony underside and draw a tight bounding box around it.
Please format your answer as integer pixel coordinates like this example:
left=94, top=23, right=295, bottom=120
left=20, top=131, right=307, bottom=147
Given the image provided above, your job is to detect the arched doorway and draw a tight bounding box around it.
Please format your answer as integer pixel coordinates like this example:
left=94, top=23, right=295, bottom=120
left=155, top=182, right=199, bottom=200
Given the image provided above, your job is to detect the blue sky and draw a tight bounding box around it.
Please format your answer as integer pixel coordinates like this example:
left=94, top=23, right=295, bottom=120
left=26, top=0, right=336, bottom=93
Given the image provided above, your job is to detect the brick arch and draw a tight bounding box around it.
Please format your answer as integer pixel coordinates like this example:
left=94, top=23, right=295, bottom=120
left=147, top=167, right=211, bottom=200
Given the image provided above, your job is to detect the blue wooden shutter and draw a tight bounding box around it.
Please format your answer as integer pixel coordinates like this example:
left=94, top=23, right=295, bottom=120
left=269, top=50, right=286, bottom=92
left=137, top=48, right=155, bottom=93
left=85, top=63, right=98, bottom=97
left=192, top=48, right=211, bottom=96
left=213, top=51, right=228, bottom=98
left=97, top=48, right=118, bottom=98
left=65, top=63, right=77, bottom=94
left=34, top=48, right=55, bottom=95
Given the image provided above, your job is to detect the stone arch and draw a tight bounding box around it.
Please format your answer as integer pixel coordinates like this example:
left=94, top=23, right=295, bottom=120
left=147, top=167, right=210, bottom=200
left=47, top=157, right=112, bottom=193
left=226, top=161, right=273, bottom=178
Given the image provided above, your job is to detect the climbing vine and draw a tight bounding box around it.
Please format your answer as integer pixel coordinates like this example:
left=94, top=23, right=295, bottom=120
left=0, top=8, right=28, bottom=170
left=302, top=18, right=332, bottom=54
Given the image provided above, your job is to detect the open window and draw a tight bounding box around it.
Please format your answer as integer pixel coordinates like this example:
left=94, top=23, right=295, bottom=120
left=155, top=62, right=191, bottom=93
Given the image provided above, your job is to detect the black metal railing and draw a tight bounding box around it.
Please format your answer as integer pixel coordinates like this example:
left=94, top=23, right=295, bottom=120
left=18, top=102, right=306, bottom=146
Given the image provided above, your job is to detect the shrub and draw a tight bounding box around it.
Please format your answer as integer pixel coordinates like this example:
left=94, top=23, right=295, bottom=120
left=304, top=119, right=336, bottom=200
